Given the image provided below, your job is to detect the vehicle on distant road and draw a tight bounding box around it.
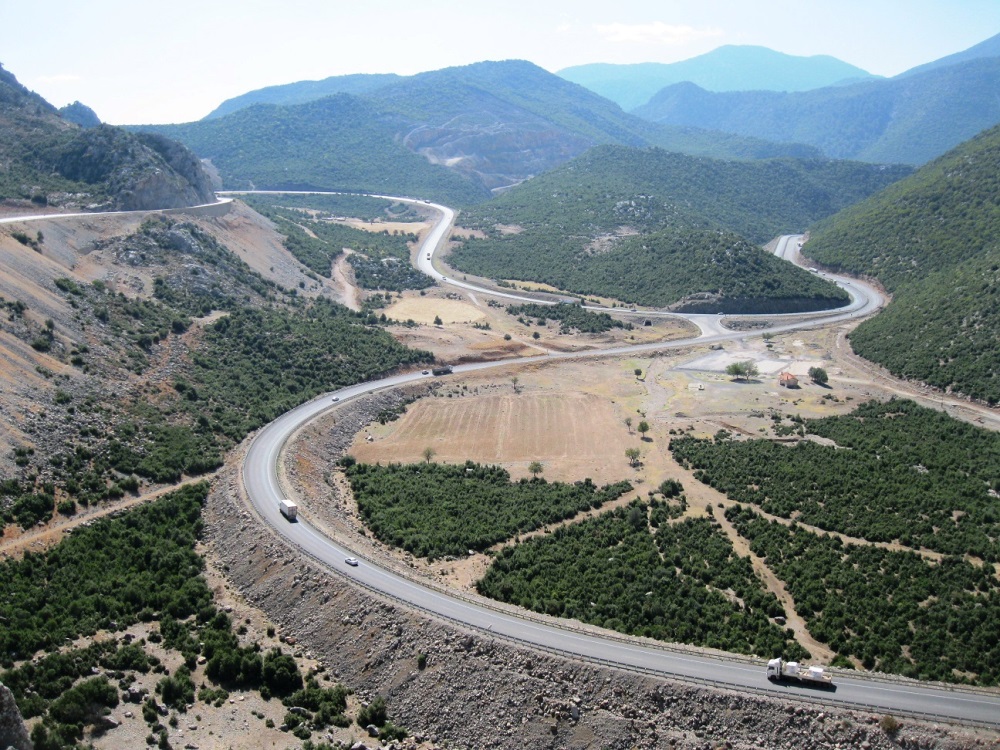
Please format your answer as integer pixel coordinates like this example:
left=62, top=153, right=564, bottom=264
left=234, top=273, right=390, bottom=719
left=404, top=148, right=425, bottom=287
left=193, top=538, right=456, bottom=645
left=431, top=366, right=453, bottom=376
left=279, top=499, right=298, bottom=521
left=345, top=557, right=359, bottom=566
left=767, top=658, right=834, bottom=688
left=422, top=370, right=430, bottom=375
left=332, top=396, right=340, bottom=402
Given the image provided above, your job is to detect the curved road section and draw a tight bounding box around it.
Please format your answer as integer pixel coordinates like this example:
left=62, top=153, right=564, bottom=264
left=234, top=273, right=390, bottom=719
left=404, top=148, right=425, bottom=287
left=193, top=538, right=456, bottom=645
left=5, top=193, right=995, bottom=725
left=241, top=196, right=999, bottom=727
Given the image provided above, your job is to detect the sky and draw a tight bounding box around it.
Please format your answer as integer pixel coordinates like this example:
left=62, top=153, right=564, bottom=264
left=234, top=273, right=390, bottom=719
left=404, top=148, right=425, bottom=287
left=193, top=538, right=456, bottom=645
left=1, top=0, right=998, bottom=125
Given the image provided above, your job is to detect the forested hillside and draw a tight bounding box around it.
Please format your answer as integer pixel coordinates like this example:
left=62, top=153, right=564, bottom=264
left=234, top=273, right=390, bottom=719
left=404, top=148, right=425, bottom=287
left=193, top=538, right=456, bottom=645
left=0, top=216, right=432, bottom=532
left=459, top=145, right=909, bottom=243
left=805, top=124, right=1000, bottom=403
left=454, top=227, right=847, bottom=312
left=142, top=94, right=491, bottom=206
left=447, top=145, right=906, bottom=310
left=204, top=72, right=402, bottom=119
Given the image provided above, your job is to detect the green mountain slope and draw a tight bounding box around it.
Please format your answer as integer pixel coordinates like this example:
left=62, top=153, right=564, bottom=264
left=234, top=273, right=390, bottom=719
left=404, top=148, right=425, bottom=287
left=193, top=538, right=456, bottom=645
left=143, top=94, right=491, bottom=205
left=204, top=73, right=402, bottom=120
left=805, top=124, right=1000, bottom=403
left=446, top=144, right=903, bottom=311
left=167, top=60, right=820, bottom=200
left=560, top=45, right=874, bottom=110
left=0, top=64, right=214, bottom=210
left=459, top=145, right=910, bottom=243
left=634, top=57, right=1000, bottom=166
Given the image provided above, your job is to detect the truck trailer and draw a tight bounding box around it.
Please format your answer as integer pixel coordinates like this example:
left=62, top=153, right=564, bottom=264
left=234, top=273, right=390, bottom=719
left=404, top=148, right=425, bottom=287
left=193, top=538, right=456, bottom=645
left=766, top=658, right=833, bottom=688
left=279, top=499, right=298, bottom=521
left=431, top=366, right=453, bottom=376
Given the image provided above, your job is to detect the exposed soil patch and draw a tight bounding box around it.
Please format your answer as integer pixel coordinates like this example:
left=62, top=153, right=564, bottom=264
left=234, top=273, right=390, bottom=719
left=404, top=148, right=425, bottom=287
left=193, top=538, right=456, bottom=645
left=385, top=297, right=485, bottom=325
left=351, top=389, right=633, bottom=485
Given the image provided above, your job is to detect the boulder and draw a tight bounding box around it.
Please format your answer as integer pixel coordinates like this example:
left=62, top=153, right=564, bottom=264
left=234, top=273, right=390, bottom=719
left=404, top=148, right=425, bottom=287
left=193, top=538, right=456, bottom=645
left=0, top=682, right=31, bottom=750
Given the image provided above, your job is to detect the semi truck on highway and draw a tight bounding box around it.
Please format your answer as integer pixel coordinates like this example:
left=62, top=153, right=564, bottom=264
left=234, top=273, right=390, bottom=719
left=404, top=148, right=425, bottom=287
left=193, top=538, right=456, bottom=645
left=279, top=499, right=298, bottom=521
left=431, top=366, right=453, bottom=376
left=766, top=658, right=833, bottom=687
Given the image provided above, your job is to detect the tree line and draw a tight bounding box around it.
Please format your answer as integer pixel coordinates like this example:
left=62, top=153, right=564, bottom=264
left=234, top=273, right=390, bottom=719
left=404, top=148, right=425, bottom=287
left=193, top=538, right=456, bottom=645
left=346, top=460, right=631, bottom=559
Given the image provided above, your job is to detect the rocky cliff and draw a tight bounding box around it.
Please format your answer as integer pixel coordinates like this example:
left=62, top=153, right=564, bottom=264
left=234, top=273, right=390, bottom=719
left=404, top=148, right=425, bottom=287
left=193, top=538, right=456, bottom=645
left=0, top=682, right=31, bottom=750
left=1, top=63, right=215, bottom=211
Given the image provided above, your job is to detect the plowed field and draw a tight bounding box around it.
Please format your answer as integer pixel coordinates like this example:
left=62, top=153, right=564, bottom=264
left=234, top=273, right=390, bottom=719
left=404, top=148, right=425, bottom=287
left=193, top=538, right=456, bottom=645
left=350, top=391, right=632, bottom=484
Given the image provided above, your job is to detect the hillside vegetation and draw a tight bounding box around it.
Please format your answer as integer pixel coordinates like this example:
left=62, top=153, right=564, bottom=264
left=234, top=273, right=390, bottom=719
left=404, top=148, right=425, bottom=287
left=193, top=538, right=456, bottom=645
left=346, top=460, right=631, bottom=559
left=142, top=95, right=491, bottom=206
left=805, top=123, right=1000, bottom=403
left=1, top=483, right=375, bottom=747
left=634, top=56, right=1000, bottom=166
left=447, top=145, right=906, bottom=309
left=0, top=64, right=213, bottom=210
left=0, top=216, right=432, bottom=532
left=242, top=195, right=431, bottom=291
left=670, top=398, right=1000, bottom=684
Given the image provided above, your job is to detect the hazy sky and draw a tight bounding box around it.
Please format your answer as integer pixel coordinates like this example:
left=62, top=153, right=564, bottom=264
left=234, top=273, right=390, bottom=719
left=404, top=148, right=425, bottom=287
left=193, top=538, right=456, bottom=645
left=2, top=0, right=998, bottom=125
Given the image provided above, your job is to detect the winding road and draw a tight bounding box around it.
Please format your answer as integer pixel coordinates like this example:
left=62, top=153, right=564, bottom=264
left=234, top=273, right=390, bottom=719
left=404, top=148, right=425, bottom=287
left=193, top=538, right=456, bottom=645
left=5, top=194, right=996, bottom=726
left=235, top=194, right=999, bottom=728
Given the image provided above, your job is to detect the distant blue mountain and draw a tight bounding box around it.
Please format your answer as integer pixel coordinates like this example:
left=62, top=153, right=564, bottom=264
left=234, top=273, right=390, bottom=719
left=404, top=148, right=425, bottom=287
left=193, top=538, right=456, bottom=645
left=633, top=52, right=1000, bottom=166
left=896, top=31, right=1000, bottom=78
left=558, top=46, right=875, bottom=110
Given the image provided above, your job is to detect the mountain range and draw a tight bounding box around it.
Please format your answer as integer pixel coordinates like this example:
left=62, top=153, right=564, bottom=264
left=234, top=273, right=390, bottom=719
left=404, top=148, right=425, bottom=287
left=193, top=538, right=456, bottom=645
left=633, top=34, right=1000, bottom=165
left=558, top=46, right=875, bottom=111
left=144, top=60, right=818, bottom=199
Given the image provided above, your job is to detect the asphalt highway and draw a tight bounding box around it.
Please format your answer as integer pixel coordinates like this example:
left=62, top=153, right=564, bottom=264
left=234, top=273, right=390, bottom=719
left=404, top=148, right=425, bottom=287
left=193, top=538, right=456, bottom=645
left=7, top=195, right=996, bottom=726
left=237, top=196, right=999, bottom=727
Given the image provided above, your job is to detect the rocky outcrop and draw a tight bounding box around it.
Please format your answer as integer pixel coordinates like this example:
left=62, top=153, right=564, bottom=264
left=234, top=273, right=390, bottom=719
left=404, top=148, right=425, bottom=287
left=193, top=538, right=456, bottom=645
left=1, top=62, right=215, bottom=212
left=58, top=101, right=101, bottom=128
left=0, top=682, right=31, bottom=750
left=57, top=125, right=216, bottom=211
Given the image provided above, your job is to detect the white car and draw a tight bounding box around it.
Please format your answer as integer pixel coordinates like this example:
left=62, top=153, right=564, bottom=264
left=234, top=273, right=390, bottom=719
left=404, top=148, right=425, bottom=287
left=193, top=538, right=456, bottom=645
left=345, top=557, right=359, bottom=567
left=332, top=396, right=340, bottom=402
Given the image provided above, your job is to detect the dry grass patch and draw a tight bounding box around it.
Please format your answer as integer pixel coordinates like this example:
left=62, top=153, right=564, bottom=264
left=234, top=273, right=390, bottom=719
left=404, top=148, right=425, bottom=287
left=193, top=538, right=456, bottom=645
left=350, top=390, right=634, bottom=485
left=385, top=297, right=484, bottom=325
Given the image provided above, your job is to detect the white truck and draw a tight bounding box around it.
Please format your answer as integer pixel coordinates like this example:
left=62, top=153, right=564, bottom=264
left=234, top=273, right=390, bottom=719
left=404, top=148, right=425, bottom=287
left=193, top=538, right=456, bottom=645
left=279, top=499, right=298, bottom=521
left=766, top=658, right=833, bottom=688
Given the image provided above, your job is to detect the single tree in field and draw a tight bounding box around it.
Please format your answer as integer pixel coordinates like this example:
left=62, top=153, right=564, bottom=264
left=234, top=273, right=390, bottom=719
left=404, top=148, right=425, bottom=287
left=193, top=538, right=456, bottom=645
left=624, top=417, right=633, bottom=434
left=625, top=447, right=641, bottom=467
left=433, top=315, right=443, bottom=326
left=511, top=375, right=519, bottom=394
left=422, top=447, right=436, bottom=463
left=725, top=360, right=759, bottom=382
left=637, top=421, right=650, bottom=440
left=808, top=366, right=829, bottom=385
left=528, top=460, right=543, bottom=479
left=634, top=368, right=642, bottom=378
